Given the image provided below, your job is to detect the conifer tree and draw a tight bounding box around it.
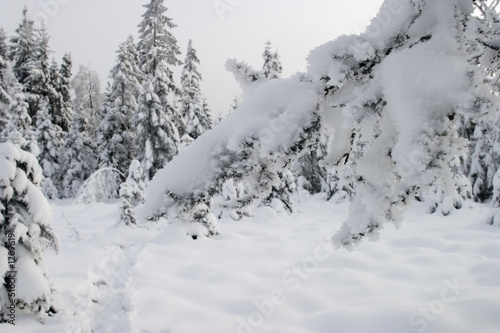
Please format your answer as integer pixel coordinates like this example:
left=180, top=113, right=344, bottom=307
left=98, top=36, right=142, bottom=174
left=35, top=99, right=63, bottom=199
left=119, top=160, right=145, bottom=226
left=181, top=40, right=212, bottom=141
left=262, top=40, right=282, bottom=80
left=0, top=142, right=59, bottom=323
left=134, top=78, right=179, bottom=181
left=9, top=7, right=37, bottom=94
left=0, top=28, right=9, bottom=129
left=55, top=53, right=73, bottom=132
left=61, top=114, right=98, bottom=198
left=2, top=85, right=37, bottom=154
left=0, top=28, right=7, bottom=79
left=138, top=0, right=182, bottom=75
left=135, top=0, right=183, bottom=180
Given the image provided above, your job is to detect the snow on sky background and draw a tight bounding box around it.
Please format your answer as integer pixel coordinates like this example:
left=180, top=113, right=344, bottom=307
left=0, top=0, right=384, bottom=116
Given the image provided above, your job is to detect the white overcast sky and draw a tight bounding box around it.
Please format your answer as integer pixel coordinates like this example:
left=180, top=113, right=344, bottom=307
left=0, top=0, right=384, bottom=116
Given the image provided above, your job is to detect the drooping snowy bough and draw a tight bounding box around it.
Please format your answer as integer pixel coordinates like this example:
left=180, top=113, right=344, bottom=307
left=0, top=142, right=59, bottom=323
left=141, top=79, right=320, bottom=237
left=142, top=0, right=500, bottom=246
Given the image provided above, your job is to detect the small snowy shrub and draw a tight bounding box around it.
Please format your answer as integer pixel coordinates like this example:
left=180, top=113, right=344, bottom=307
left=74, top=167, right=123, bottom=204
left=119, top=160, right=145, bottom=226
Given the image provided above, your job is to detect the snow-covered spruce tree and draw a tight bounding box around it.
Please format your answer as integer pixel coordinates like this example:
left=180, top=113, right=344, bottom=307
left=134, top=77, right=179, bottom=181
left=0, top=141, right=59, bottom=323
left=141, top=79, right=320, bottom=237
left=2, top=84, right=38, bottom=154
left=135, top=0, right=183, bottom=180
left=262, top=40, right=282, bottom=80
left=24, top=24, right=53, bottom=121
left=98, top=36, right=142, bottom=175
left=463, top=0, right=500, bottom=203
left=201, top=97, right=213, bottom=127
left=119, top=160, right=145, bottom=226
left=61, top=113, right=98, bottom=198
left=0, top=64, right=19, bottom=135
left=34, top=99, right=63, bottom=199
left=9, top=11, right=55, bottom=125
left=213, top=178, right=252, bottom=220
left=314, top=0, right=491, bottom=248
left=54, top=53, right=73, bottom=133
left=0, top=29, right=9, bottom=130
left=292, top=124, right=332, bottom=196
left=0, top=28, right=7, bottom=81
left=180, top=40, right=212, bottom=141
left=9, top=7, right=37, bottom=111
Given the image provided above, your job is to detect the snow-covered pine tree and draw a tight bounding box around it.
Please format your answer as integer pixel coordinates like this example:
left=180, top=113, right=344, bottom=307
left=34, top=99, right=63, bottom=199
left=0, top=141, right=59, bottom=323
left=8, top=7, right=37, bottom=108
left=0, top=28, right=9, bottom=130
left=119, top=160, right=145, bottom=226
left=9, top=9, right=55, bottom=124
left=134, top=77, right=179, bottom=181
left=55, top=53, right=72, bottom=133
left=135, top=0, right=183, bottom=180
left=293, top=125, right=331, bottom=196
left=0, top=65, right=20, bottom=138
left=0, top=28, right=7, bottom=80
left=201, top=97, right=213, bottom=127
left=2, top=85, right=37, bottom=154
left=213, top=178, right=252, bottom=220
left=137, top=0, right=182, bottom=75
left=317, top=0, right=492, bottom=248
left=98, top=36, right=142, bottom=175
left=24, top=24, right=53, bottom=122
left=262, top=40, right=282, bottom=80
left=61, top=113, right=98, bottom=198
left=462, top=0, right=500, bottom=203
left=180, top=40, right=212, bottom=141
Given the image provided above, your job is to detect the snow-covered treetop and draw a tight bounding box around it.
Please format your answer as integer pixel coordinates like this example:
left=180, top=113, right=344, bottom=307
left=138, top=0, right=182, bottom=75
left=262, top=40, right=282, bottom=80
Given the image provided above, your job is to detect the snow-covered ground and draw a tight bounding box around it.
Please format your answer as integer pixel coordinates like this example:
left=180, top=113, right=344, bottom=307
left=7, top=196, right=500, bottom=333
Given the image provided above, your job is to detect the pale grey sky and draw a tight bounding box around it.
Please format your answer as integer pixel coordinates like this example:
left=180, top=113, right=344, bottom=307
left=0, top=0, right=384, bottom=116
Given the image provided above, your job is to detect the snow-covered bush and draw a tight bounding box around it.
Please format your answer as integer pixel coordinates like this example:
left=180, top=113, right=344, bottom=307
left=74, top=167, right=123, bottom=205
left=119, top=160, right=145, bottom=226
left=0, top=142, right=59, bottom=323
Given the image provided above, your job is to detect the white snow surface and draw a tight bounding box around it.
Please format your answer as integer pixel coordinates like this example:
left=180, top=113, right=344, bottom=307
left=6, top=197, right=500, bottom=332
